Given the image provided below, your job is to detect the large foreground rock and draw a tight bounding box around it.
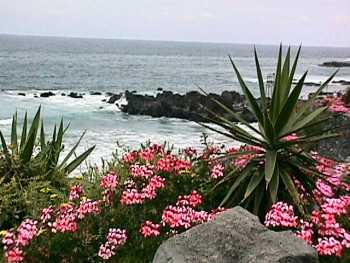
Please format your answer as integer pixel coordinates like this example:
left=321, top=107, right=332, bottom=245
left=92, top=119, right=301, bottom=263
left=153, top=207, right=318, bottom=263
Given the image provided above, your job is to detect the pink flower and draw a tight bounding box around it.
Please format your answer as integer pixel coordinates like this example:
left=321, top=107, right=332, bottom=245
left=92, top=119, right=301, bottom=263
left=184, top=147, right=197, bottom=158
left=264, top=202, right=299, bottom=228
left=176, top=191, right=203, bottom=208
left=175, top=159, right=192, bottom=172
left=5, top=247, right=24, bottom=263
left=100, top=171, right=119, bottom=191
left=52, top=204, right=78, bottom=233
left=41, top=206, right=54, bottom=224
left=282, top=133, right=299, bottom=141
left=210, top=163, right=225, bottom=179
left=16, top=219, right=38, bottom=247
left=157, top=155, right=177, bottom=172
left=140, top=221, right=161, bottom=237
left=316, top=237, right=344, bottom=257
left=122, top=150, right=138, bottom=164
left=120, top=188, right=145, bottom=205
left=98, top=228, right=127, bottom=260
left=69, top=184, right=85, bottom=201
left=77, top=199, right=101, bottom=219
left=130, top=164, right=154, bottom=179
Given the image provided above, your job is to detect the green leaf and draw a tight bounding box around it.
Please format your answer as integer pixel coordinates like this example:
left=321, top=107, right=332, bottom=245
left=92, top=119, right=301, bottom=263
left=265, top=150, right=277, bottom=185
left=20, top=107, right=41, bottom=162
left=58, top=130, right=87, bottom=169
left=271, top=44, right=283, bottom=121
left=294, top=71, right=337, bottom=122
left=220, top=164, right=253, bottom=206
left=64, top=146, right=95, bottom=174
left=254, top=46, right=267, bottom=113
left=253, top=182, right=265, bottom=215
left=229, top=56, right=264, bottom=126
left=11, top=112, right=18, bottom=154
left=288, top=45, right=301, bottom=88
left=20, top=112, right=28, bottom=150
left=275, top=71, right=307, bottom=134
left=40, top=120, right=46, bottom=150
left=0, top=131, right=9, bottom=155
left=280, top=169, right=305, bottom=215
left=268, top=164, right=279, bottom=203
left=244, top=170, right=264, bottom=200
left=279, top=46, right=291, bottom=104
left=279, top=106, right=328, bottom=137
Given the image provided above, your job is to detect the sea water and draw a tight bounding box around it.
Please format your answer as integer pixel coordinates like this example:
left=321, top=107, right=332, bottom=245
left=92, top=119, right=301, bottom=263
left=0, top=34, right=349, bottom=167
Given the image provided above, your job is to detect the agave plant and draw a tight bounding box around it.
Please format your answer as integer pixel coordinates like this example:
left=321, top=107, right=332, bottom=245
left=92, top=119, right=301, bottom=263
left=0, top=107, right=95, bottom=181
left=201, top=45, right=338, bottom=217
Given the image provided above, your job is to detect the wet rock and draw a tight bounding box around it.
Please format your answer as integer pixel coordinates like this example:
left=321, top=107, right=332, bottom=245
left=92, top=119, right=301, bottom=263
left=18, top=93, right=26, bottom=96
left=119, top=90, right=254, bottom=123
left=40, top=91, right=55, bottom=98
left=333, top=80, right=350, bottom=85
left=157, top=88, right=163, bottom=91
left=90, top=91, right=102, bottom=95
left=107, top=93, right=123, bottom=104
left=68, top=92, right=83, bottom=99
left=153, top=207, right=318, bottom=263
left=61, top=93, right=66, bottom=96
left=319, top=61, right=350, bottom=67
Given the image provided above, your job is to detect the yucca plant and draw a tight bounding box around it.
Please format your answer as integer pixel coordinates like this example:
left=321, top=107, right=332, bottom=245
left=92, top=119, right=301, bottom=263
left=0, top=107, right=95, bottom=228
left=0, top=107, right=95, bottom=181
left=201, top=45, right=339, bottom=217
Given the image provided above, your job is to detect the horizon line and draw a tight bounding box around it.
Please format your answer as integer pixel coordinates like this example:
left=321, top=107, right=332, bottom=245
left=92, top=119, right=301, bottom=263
left=0, top=32, right=349, bottom=49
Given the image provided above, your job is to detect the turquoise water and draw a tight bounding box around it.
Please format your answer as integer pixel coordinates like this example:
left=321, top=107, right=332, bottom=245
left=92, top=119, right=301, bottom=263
left=1, top=34, right=349, bottom=166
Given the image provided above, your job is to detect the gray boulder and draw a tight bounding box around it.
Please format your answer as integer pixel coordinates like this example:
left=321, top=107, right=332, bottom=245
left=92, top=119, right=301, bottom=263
left=153, top=207, right=318, bottom=263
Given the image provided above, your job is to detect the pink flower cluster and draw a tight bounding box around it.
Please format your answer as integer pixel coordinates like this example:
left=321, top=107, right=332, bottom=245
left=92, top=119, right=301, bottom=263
left=264, top=202, right=299, bottom=228
left=120, top=175, right=166, bottom=205
left=140, top=221, right=161, bottom=238
left=77, top=199, right=101, bottom=219
left=176, top=190, right=203, bottom=207
left=131, top=164, right=154, bottom=179
left=100, top=171, right=119, bottom=191
left=98, top=228, right=127, bottom=260
left=2, top=219, right=38, bottom=263
left=52, top=204, right=78, bottom=233
left=210, top=163, right=225, bottom=179
left=266, top=157, right=350, bottom=258
left=322, top=95, right=350, bottom=117
left=229, top=145, right=264, bottom=170
left=161, top=191, right=220, bottom=230
left=69, top=184, right=85, bottom=201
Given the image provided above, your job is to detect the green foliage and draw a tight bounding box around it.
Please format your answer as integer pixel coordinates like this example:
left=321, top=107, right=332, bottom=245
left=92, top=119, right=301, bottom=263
left=202, top=45, right=338, bottom=217
left=0, top=107, right=95, bottom=229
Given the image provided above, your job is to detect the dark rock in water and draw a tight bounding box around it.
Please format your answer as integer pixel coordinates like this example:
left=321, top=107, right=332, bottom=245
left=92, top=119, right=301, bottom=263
left=107, top=93, right=122, bottom=104
left=68, top=92, right=83, bottom=99
left=40, top=91, right=55, bottom=98
left=102, top=99, right=107, bottom=102
left=61, top=93, right=66, bottom=96
left=333, top=80, right=350, bottom=85
left=153, top=207, right=318, bottom=263
left=90, top=91, right=102, bottom=95
left=106, top=92, right=114, bottom=97
left=319, top=61, right=350, bottom=67
left=18, top=93, right=26, bottom=96
left=119, top=90, right=255, bottom=123
left=157, top=88, right=163, bottom=91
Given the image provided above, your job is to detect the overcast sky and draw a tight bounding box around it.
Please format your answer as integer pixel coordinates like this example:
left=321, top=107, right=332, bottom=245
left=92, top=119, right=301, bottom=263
left=0, top=0, right=349, bottom=47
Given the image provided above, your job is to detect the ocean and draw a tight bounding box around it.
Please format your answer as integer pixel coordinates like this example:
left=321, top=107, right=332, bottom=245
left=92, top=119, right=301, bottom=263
left=0, top=34, right=349, bottom=168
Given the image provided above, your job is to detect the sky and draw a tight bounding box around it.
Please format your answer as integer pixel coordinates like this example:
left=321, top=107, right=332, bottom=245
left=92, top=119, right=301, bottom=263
left=0, top=0, right=349, bottom=47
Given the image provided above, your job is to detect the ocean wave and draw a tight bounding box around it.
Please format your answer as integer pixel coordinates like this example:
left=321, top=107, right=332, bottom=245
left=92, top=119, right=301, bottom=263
left=0, top=118, right=12, bottom=126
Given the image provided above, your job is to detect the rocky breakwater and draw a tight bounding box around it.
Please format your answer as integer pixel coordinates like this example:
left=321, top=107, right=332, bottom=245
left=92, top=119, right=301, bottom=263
left=118, top=90, right=256, bottom=123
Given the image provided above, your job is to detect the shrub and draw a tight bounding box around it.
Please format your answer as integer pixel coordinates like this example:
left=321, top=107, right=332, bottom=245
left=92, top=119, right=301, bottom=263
left=0, top=143, right=229, bottom=262
left=0, top=107, right=95, bottom=229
